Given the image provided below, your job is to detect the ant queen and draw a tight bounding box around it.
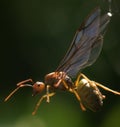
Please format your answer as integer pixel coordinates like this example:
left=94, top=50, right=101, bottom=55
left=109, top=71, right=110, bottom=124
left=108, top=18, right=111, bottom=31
left=5, top=5, right=120, bottom=115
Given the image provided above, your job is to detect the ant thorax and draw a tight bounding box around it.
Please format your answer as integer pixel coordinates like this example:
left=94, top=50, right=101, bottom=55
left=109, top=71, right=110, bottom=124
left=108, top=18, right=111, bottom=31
left=44, top=72, right=74, bottom=90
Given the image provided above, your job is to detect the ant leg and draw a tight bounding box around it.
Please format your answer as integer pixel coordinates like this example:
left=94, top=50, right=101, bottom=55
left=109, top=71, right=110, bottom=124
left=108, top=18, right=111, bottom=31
left=80, top=73, right=91, bottom=82
left=80, top=73, right=120, bottom=95
left=79, top=73, right=96, bottom=87
left=61, top=80, right=69, bottom=89
left=71, top=88, right=86, bottom=111
left=95, top=82, right=120, bottom=95
left=74, top=74, right=87, bottom=111
left=46, top=85, right=52, bottom=103
left=62, top=79, right=86, bottom=111
left=75, top=73, right=92, bottom=87
left=54, top=79, right=63, bottom=87
left=32, top=92, right=55, bottom=115
left=80, top=102, right=86, bottom=111
left=54, top=78, right=69, bottom=90
left=74, top=73, right=82, bottom=87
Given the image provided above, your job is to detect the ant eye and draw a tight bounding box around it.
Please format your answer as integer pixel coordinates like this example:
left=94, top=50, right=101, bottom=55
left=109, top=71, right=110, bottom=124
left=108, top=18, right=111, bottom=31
left=36, top=81, right=43, bottom=87
left=37, top=84, right=40, bottom=87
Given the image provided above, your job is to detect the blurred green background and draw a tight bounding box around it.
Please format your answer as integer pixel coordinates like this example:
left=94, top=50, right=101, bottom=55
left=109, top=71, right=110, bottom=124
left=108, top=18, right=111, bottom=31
left=1, top=0, right=120, bottom=127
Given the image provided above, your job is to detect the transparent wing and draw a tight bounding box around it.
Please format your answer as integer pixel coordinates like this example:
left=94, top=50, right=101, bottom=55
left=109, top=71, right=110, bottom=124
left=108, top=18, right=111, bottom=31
left=56, top=7, right=111, bottom=78
left=83, top=13, right=111, bottom=67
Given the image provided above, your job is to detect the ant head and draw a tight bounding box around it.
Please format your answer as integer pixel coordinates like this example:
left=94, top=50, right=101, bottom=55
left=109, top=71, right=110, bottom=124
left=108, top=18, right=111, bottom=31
left=32, top=81, right=45, bottom=96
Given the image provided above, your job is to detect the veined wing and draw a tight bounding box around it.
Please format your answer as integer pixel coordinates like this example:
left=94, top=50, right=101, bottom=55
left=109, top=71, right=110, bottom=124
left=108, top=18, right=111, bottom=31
left=83, top=12, right=111, bottom=67
left=56, top=7, right=111, bottom=78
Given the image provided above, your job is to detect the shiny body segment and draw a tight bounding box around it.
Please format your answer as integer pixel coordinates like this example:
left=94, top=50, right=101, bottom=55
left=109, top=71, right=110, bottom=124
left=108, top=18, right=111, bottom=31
left=4, top=7, right=120, bottom=115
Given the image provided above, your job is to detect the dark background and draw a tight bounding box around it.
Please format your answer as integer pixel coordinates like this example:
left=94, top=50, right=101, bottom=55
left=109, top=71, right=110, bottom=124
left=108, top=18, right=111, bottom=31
left=1, top=0, right=120, bottom=127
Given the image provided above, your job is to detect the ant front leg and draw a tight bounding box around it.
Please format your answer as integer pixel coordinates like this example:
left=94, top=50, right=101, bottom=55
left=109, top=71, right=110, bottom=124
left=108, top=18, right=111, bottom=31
left=32, top=85, right=55, bottom=115
left=46, top=85, right=52, bottom=103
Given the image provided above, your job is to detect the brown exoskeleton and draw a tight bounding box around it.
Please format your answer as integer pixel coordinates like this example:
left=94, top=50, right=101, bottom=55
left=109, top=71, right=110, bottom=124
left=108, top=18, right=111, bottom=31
left=5, top=7, right=120, bottom=115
